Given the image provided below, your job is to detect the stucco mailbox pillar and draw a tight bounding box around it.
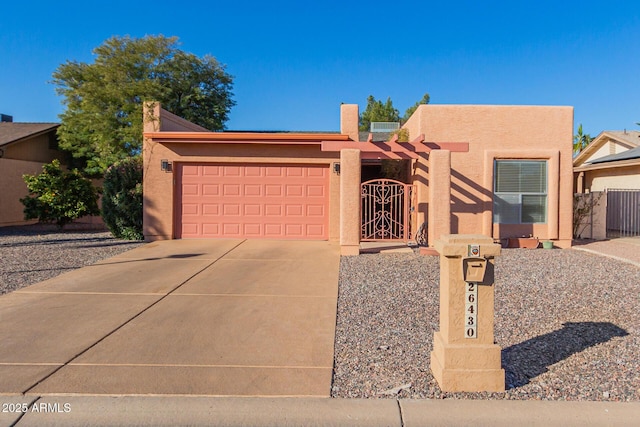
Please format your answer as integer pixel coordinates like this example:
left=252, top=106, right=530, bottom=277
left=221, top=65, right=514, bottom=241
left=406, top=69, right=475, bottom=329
left=430, top=234, right=504, bottom=392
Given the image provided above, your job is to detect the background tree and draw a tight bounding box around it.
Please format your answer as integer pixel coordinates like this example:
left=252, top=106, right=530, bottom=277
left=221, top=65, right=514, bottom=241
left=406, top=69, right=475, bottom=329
left=359, top=96, right=400, bottom=131
left=21, top=160, right=100, bottom=229
left=359, top=93, right=430, bottom=131
left=573, top=123, right=593, bottom=154
left=53, top=35, right=234, bottom=175
left=402, top=92, right=430, bottom=122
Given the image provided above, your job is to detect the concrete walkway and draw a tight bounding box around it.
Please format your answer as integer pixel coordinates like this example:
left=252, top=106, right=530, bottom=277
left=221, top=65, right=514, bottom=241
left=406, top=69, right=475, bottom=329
left=0, top=239, right=340, bottom=397
left=572, top=236, right=640, bottom=267
left=3, top=396, right=639, bottom=426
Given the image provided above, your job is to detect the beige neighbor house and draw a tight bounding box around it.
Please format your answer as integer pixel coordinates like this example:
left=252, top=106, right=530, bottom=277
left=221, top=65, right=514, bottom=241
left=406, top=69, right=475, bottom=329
left=573, top=130, right=640, bottom=239
left=143, top=102, right=574, bottom=254
left=0, top=117, right=66, bottom=226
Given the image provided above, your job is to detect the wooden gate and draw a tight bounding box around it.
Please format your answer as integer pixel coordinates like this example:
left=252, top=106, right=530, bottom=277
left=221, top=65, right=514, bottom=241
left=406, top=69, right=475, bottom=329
left=606, top=189, right=640, bottom=238
left=361, top=179, right=415, bottom=241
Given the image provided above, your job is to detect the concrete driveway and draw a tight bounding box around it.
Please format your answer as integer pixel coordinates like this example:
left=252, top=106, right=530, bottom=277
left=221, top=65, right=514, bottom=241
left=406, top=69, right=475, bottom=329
left=0, top=239, right=340, bottom=397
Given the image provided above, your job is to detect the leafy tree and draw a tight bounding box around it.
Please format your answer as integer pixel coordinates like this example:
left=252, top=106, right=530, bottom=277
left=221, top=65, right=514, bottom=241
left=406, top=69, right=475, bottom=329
left=359, top=95, right=400, bottom=131
left=359, top=93, right=431, bottom=131
left=53, top=35, right=234, bottom=175
left=21, top=160, right=100, bottom=229
left=102, top=157, right=143, bottom=240
left=402, top=92, right=430, bottom=122
left=573, top=124, right=593, bottom=154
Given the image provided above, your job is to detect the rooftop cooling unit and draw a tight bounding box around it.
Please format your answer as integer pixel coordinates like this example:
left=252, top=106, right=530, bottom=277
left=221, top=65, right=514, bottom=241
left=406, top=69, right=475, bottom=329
left=370, top=122, right=399, bottom=132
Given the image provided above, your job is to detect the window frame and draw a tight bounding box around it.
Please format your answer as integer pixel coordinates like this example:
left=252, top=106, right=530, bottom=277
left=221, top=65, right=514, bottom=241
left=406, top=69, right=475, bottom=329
left=493, top=160, right=548, bottom=224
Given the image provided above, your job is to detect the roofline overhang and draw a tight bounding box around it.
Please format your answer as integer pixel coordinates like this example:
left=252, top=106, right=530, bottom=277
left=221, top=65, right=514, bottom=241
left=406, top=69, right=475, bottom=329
left=0, top=124, right=60, bottom=148
left=574, top=157, right=640, bottom=172
left=144, top=131, right=469, bottom=159
left=143, top=131, right=350, bottom=144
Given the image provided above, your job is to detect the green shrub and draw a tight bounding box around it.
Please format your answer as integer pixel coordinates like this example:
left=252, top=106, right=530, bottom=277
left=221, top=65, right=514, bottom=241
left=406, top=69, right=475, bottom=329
left=102, top=156, right=143, bottom=240
left=21, top=159, right=100, bottom=229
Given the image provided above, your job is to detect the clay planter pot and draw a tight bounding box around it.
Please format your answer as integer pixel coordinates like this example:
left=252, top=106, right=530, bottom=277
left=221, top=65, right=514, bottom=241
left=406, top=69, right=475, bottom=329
left=506, top=237, right=540, bottom=248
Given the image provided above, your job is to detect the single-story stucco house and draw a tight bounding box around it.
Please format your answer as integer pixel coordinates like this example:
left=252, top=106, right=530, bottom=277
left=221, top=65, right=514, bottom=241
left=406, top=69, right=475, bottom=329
left=142, top=102, right=574, bottom=254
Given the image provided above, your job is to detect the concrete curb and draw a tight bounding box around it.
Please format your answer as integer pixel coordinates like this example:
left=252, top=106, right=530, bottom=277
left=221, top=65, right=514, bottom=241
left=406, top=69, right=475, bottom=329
left=5, top=396, right=640, bottom=426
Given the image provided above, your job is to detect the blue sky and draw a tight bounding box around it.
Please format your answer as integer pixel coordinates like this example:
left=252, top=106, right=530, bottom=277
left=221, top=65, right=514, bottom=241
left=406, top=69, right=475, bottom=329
left=1, top=1, right=638, bottom=136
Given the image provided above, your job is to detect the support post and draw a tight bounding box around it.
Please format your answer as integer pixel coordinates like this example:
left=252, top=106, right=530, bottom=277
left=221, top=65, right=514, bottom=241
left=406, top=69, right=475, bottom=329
left=340, top=148, right=361, bottom=255
left=428, top=150, right=451, bottom=246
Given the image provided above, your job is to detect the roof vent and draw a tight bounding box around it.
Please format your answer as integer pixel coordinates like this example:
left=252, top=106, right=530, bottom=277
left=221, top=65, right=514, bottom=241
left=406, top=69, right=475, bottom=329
left=370, top=122, right=399, bottom=132
left=1, top=114, right=13, bottom=123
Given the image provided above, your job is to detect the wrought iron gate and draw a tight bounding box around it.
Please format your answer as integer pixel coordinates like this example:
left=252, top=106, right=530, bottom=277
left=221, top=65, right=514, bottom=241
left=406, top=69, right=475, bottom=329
left=606, top=189, right=640, bottom=238
left=361, top=179, right=415, bottom=241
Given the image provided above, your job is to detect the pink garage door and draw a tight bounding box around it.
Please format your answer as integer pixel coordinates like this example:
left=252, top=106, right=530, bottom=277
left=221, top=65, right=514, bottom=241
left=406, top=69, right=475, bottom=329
left=176, top=163, right=330, bottom=239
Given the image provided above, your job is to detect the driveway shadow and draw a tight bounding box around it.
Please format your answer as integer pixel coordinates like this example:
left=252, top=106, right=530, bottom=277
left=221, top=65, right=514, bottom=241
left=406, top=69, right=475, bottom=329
left=502, top=322, right=628, bottom=389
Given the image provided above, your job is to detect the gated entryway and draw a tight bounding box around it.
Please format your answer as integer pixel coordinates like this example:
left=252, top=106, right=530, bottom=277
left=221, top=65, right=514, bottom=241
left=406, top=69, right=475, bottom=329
left=361, top=179, right=415, bottom=241
left=607, top=189, right=640, bottom=237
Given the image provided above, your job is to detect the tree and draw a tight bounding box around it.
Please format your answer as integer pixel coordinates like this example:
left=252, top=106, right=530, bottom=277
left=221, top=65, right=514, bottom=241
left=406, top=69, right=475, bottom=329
left=359, top=93, right=431, bottom=131
left=52, top=35, right=234, bottom=175
left=573, top=123, right=593, bottom=154
left=21, top=160, right=100, bottom=229
left=402, top=92, right=430, bottom=122
left=102, top=157, right=144, bottom=240
left=359, top=96, right=400, bottom=131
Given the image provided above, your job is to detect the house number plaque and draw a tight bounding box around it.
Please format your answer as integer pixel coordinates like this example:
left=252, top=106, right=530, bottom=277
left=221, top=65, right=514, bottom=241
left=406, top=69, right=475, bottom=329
left=465, top=282, right=478, bottom=339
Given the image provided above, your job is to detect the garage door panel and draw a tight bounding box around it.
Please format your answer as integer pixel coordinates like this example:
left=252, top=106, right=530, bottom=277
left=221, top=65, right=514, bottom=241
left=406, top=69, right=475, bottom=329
left=307, top=185, right=325, bottom=197
left=177, top=163, right=328, bottom=239
left=223, top=166, right=242, bottom=176
left=202, top=204, right=219, bottom=216
left=264, top=224, right=283, bottom=237
left=182, top=184, right=199, bottom=196
left=202, top=223, right=220, bottom=236
left=182, top=204, right=199, bottom=216
left=265, top=185, right=282, bottom=197
left=223, top=184, right=241, bottom=196
left=307, top=205, right=325, bottom=216
left=244, top=204, right=261, bottom=216
left=307, top=224, right=325, bottom=237
left=286, top=185, right=304, bottom=197
left=265, top=167, right=284, bottom=177
left=244, top=184, right=262, bottom=197
left=286, top=205, right=304, bottom=216
left=265, top=205, right=282, bottom=216
left=202, top=165, right=221, bottom=176
left=243, top=224, right=262, bottom=236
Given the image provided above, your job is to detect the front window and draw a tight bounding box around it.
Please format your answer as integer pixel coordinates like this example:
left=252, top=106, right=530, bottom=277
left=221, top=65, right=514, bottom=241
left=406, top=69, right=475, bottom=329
left=493, top=160, right=547, bottom=224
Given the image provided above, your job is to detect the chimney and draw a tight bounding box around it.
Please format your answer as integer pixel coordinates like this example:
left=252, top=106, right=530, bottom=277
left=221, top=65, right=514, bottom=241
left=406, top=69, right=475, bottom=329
left=1, top=114, right=13, bottom=123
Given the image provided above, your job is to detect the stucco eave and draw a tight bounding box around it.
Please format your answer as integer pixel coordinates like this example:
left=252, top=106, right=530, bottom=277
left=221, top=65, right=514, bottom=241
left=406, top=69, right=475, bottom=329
left=144, top=132, right=350, bottom=144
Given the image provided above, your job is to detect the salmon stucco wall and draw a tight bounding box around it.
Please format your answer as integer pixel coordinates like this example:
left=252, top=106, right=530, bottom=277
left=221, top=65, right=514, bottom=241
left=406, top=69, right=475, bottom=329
left=143, top=105, right=341, bottom=241
left=404, top=105, right=574, bottom=247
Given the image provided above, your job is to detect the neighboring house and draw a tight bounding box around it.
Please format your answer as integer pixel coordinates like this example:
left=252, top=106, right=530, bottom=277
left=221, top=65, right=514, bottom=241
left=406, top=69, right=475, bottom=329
left=573, top=130, right=640, bottom=192
left=0, top=118, right=65, bottom=226
left=573, top=130, right=640, bottom=239
left=143, top=103, right=574, bottom=253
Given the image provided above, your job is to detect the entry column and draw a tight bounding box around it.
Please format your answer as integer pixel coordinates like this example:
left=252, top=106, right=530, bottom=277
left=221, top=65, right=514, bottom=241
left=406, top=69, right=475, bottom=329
left=339, top=148, right=361, bottom=256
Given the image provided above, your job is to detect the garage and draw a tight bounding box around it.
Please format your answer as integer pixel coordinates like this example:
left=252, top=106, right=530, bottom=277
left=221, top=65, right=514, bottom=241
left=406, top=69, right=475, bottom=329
left=176, top=163, right=330, bottom=239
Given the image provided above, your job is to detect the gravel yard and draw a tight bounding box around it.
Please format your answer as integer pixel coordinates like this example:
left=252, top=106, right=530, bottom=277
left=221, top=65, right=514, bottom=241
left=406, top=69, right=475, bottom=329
left=0, top=224, right=145, bottom=294
left=332, top=249, right=640, bottom=401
